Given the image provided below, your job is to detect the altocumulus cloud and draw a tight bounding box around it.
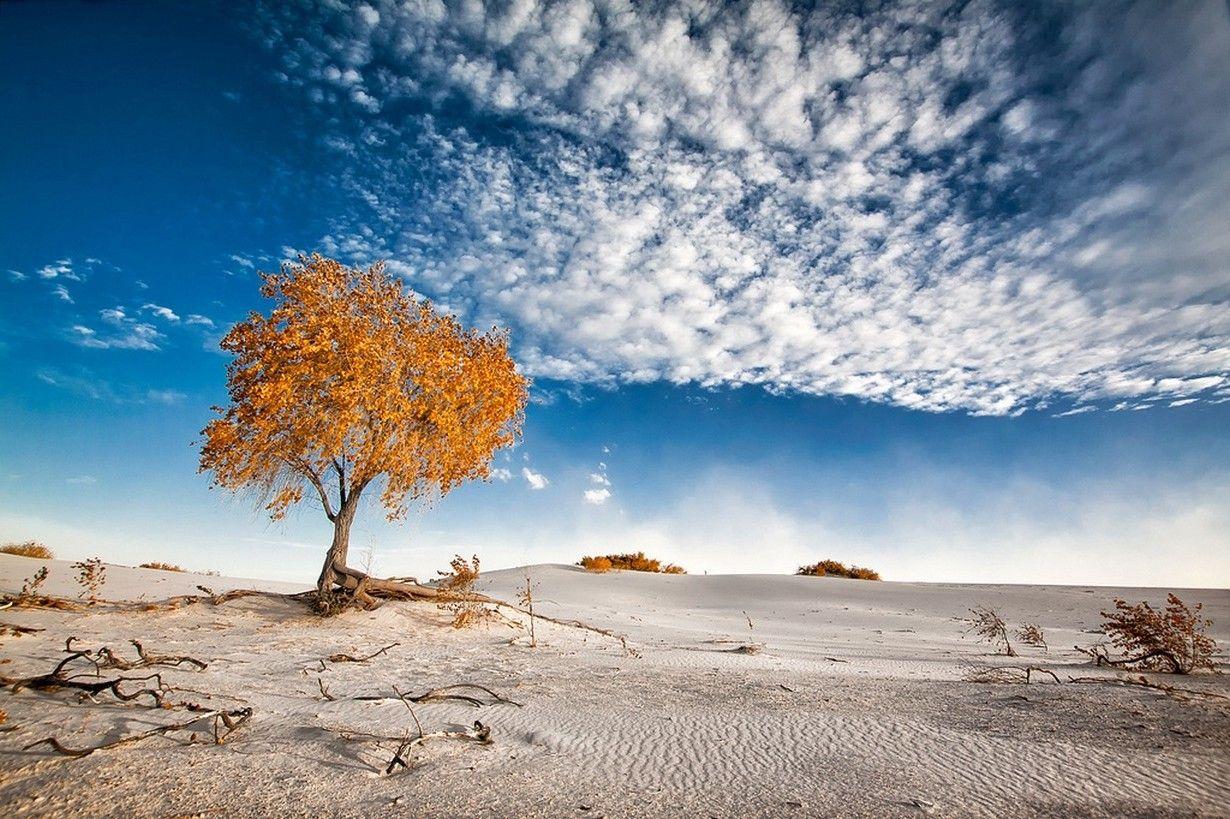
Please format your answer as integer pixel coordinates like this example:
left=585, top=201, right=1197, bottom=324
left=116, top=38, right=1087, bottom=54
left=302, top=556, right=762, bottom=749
left=259, top=0, right=1230, bottom=415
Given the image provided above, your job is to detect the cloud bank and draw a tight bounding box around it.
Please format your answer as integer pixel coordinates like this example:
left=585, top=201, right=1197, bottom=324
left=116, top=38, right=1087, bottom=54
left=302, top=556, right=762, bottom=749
left=258, top=0, right=1230, bottom=414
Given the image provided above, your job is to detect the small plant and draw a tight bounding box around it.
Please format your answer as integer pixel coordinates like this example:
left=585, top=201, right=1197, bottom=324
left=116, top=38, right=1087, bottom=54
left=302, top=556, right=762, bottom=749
left=578, top=552, right=685, bottom=574
left=19, top=566, right=50, bottom=600
left=1093, top=594, right=1217, bottom=674
left=517, top=573, right=539, bottom=647
left=1, top=541, right=54, bottom=559
left=1015, top=623, right=1047, bottom=651
left=796, top=560, right=881, bottom=580
left=964, top=605, right=1016, bottom=656
left=72, top=557, right=107, bottom=602
left=139, top=562, right=185, bottom=572
left=437, top=554, right=491, bottom=628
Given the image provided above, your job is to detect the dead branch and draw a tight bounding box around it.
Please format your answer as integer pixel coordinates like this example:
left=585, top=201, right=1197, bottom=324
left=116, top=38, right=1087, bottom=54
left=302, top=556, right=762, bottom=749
left=963, top=662, right=1061, bottom=685
left=3, top=664, right=169, bottom=707
left=356, top=683, right=522, bottom=708
left=326, top=642, right=399, bottom=663
left=1067, top=674, right=1230, bottom=703
left=317, top=677, right=335, bottom=701
left=91, top=640, right=208, bottom=671
left=0, top=622, right=44, bottom=637
left=24, top=707, right=253, bottom=758
left=384, top=721, right=491, bottom=775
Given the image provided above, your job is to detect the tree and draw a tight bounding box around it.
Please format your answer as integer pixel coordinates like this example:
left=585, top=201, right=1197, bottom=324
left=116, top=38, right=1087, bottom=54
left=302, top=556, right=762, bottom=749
left=199, top=254, right=528, bottom=604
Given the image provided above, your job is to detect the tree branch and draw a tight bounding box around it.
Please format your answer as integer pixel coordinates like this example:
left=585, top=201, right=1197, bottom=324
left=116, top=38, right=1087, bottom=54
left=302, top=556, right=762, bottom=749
left=289, top=458, right=336, bottom=521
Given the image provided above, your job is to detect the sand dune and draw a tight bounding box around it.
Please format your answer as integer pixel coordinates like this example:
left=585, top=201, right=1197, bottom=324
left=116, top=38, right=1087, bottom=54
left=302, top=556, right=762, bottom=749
left=0, top=557, right=1227, bottom=817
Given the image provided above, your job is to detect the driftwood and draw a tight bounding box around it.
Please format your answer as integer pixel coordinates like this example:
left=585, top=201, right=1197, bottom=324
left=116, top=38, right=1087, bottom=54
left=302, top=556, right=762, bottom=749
left=1074, top=643, right=1191, bottom=675
left=24, top=707, right=253, bottom=758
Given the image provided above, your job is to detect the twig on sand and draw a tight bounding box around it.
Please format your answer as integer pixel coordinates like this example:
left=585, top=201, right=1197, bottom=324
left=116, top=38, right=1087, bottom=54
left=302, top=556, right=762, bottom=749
left=0, top=622, right=44, bottom=637
left=1067, top=674, right=1230, bottom=703
left=64, top=637, right=208, bottom=671
left=962, top=663, right=1061, bottom=685
left=356, top=683, right=522, bottom=708
left=24, top=708, right=253, bottom=758
left=325, top=642, right=399, bottom=664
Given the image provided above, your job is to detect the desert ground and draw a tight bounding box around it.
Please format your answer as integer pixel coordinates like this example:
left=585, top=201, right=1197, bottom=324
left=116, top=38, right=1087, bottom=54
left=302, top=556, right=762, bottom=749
left=0, top=554, right=1227, bottom=818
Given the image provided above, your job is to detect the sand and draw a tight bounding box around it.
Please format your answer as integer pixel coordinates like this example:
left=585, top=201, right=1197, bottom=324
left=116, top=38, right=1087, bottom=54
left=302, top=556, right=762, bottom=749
left=0, top=554, right=1227, bottom=817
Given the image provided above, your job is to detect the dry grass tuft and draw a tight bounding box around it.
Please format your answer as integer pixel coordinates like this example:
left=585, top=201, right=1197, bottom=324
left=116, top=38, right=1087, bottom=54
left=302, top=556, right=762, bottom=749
left=796, top=560, right=881, bottom=580
left=1, top=541, right=54, bottom=559
left=578, top=552, right=686, bottom=574
left=72, top=557, right=107, bottom=602
left=1015, top=623, right=1048, bottom=651
left=139, top=562, right=186, bottom=572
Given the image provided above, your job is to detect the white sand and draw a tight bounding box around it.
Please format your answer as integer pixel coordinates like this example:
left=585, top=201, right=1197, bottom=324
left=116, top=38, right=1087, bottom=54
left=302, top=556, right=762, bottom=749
left=1, top=554, right=1227, bottom=817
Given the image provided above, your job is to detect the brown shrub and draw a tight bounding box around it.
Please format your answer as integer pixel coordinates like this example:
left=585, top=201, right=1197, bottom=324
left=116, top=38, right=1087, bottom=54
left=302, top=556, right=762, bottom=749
left=139, top=562, right=185, bottom=572
left=796, top=560, right=881, bottom=580
left=1098, top=594, right=1217, bottom=674
left=19, top=566, right=50, bottom=600
left=1, top=541, right=54, bottom=560
left=578, top=551, right=686, bottom=574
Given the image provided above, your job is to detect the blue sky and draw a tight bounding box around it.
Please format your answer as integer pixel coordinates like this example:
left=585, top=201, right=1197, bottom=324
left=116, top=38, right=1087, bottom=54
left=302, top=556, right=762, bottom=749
left=2, top=1, right=1228, bottom=587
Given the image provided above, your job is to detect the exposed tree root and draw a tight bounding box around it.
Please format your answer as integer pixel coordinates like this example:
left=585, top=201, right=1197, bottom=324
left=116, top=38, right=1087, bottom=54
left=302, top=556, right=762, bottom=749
left=24, top=707, right=253, bottom=758
left=138, top=587, right=273, bottom=611
left=1074, top=644, right=1190, bottom=675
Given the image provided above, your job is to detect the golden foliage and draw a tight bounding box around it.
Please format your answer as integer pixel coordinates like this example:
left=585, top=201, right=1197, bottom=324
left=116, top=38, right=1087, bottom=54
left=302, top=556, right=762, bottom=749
left=796, top=560, right=881, bottom=580
left=578, top=552, right=686, bottom=574
left=198, top=254, right=529, bottom=523
left=1, top=541, right=54, bottom=559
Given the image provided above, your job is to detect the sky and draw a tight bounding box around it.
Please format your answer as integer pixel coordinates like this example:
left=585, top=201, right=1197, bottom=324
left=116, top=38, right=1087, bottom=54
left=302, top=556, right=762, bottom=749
left=1, top=0, right=1228, bottom=588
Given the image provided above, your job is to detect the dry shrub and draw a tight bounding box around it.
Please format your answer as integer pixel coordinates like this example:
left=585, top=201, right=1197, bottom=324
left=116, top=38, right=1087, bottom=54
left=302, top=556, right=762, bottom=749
left=19, top=566, right=50, bottom=600
left=437, top=554, right=493, bottom=628
left=577, top=551, right=686, bottom=574
left=139, top=562, right=185, bottom=572
left=964, top=605, right=1016, bottom=656
left=1, top=541, right=54, bottom=559
left=796, top=560, right=881, bottom=580
left=1098, top=594, right=1217, bottom=674
left=72, top=557, right=106, bottom=602
left=1016, top=623, right=1047, bottom=651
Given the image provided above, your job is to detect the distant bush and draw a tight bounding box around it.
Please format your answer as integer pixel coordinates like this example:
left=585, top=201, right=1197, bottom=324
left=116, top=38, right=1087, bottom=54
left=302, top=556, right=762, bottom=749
left=796, top=560, right=881, bottom=580
left=72, top=557, right=106, bottom=602
left=1, top=541, right=54, bottom=559
left=579, top=551, right=686, bottom=574
left=139, top=562, right=185, bottom=572
left=579, top=556, right=613, bottom=573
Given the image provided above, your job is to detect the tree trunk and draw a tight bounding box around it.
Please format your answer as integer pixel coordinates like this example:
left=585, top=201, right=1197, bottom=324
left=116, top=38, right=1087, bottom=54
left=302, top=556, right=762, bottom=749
left=317, top=501, right=357, bottom=595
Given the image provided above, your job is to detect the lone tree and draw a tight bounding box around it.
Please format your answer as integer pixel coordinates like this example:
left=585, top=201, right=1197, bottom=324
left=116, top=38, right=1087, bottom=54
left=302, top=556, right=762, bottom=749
left=199, top=254, right=528, bottom=606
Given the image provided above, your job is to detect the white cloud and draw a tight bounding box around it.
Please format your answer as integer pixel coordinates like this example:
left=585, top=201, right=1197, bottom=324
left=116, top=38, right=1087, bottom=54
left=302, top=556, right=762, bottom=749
left=588, top=472, right=610, bottom=486
left=186, top=314, right=216, bottom=328
left=258, top=0, right=1230, bottom=415
left=38, top=259, right=80, bottom=280
left=521, top=466, right=549, bottom=490
left=7, top=269, right=26, bottom=282
left=71, top=307, right=162, bottom=351
left=490, top=467, right=513, bottom=482
left=51, top=284, right=73, bottom=303
left=583, top=487, right=611, bottom=505
left=141, top=303, right=180, bottom=322
left=66, top=475, right=97, bottom=485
